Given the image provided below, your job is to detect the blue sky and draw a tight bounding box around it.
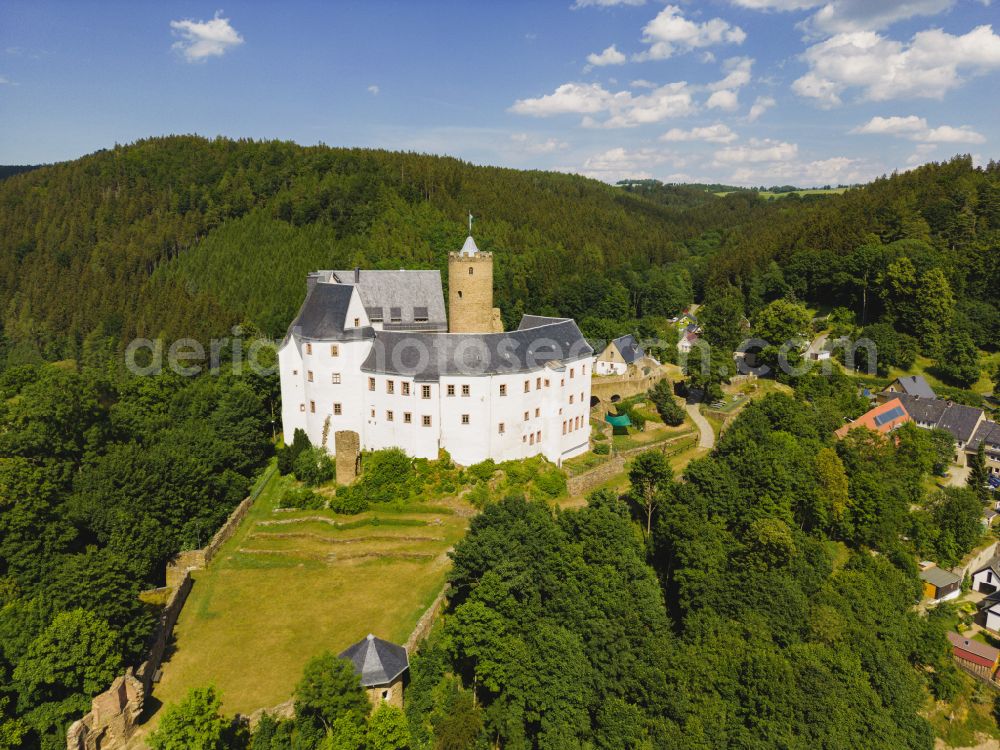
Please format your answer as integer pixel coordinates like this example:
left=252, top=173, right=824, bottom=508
left=1, top=0, right=998, bottom=186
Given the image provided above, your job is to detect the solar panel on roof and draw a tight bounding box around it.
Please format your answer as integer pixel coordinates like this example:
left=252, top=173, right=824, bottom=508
left=874, top=406, right=905, bottom=426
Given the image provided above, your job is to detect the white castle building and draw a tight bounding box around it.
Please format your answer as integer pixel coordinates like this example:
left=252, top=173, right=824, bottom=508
left=278, top=234, right=594, bottom=467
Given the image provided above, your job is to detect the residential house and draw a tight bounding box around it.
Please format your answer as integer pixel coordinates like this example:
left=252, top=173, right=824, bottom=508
left=919, top=563, right=961, bottom=603
left=972, top=557, right=1000, bottom=594
left=981, top=595, right=1000, bottom=634
left=595, top=334, right=646, bottom=376
left=834, top=398, right=911, bottom=440
left=967, top=420, right=1000, bottom=478
left=338, top=634, right=409, bottom=708
left=947, top=631, right=1000, bottom=679
left=893, top=393, right=987, bottom=461
left=881, top=375, right=937, bottom=400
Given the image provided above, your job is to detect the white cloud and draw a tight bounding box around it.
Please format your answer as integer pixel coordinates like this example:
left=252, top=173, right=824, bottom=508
left=368, top=84, right=380, bottom=95
left=852, top=114, right=927, bottom=135
left=729, top=0, right=953, bottom=35
left=0, top=76, right=11, bottom=85
left=714, top=138, right=798, bottom=163
left=569, top=146, right=671, bottom=182
left=633, top=5, right=746, bottom=61
left=170, top=12, right=243, bottom=62
left=793, top=25, right=1000, bottom=106
left=710, top=56, right=753, bottom=91
left=661, top=123, right=738, bottom=143
left=587, top=44, right=627, bottom=67
left=511, top=80, right=697, bottom=128
left=509, top=133, right=570, bottom=154
left=630, top=79, right=657, bottom=88
left=921, top=125, right=987, bottom=144
left=747, top=95, right=776, bottom=122
left=726, top=155, right=877, bottom=186
left=907, top=142, right=938, bottom=165
left=852, top=115, right=986, bottom=143
left=573, top=0, right=646, bottom=7
left=706, top=89, right=740, bottom=110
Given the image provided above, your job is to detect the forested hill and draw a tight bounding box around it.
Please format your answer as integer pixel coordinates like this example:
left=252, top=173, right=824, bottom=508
left=1, top=137, right=998, bottom=369
left=0, top=136, right=768, bottom=363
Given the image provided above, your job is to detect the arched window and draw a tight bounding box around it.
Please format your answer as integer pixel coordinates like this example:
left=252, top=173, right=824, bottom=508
left=468, top=267, right=474, bottom=275
left=457, top=290, right=463, bottom=299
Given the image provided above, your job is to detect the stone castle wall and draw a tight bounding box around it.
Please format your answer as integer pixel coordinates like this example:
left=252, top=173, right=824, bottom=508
left=68, top=467, right=275, bottom=750
left=447, top=251, right=494, bottom=333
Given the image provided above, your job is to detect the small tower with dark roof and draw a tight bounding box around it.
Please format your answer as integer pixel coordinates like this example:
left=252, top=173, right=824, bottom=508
left=338, top=633, right=409, bottom=708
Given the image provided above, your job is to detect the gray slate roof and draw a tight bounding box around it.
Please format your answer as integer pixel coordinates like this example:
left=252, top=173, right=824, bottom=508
left=920, top=566, right=961, bottom=588
left=338, top=634, right=408, bottom=687
left=286, top=283, right=375, bottom=343
left=611, top=334, right=644, bottom=365
left=969, top=421, right=1000, bottom=452
left=361, top=315, right=593, bottom=381
left=892, top=375, right=937, bottom=399
left=327, top=269, right=447, bottom=330
left=896, top=393, right=984, bottom=443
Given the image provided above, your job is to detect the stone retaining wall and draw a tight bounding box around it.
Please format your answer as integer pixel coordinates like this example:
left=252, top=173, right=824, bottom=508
left=951, top=540, right=999, bottom=582
left=566, top=434, right=696, bottom=497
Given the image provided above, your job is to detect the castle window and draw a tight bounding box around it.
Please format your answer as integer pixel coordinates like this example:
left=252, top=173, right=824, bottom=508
left=498, top=422, right=505, bottom=434
left=447, top=384, right=455, bottom=397
left=307, top=370, right=314, bottom=382
left=580, top=392, right=584, bottom=402
left=404, top=412, right=412, bottom=423
left=537, top=430, right=541, bottom=442
left=529, top=433, right=535, bottom=445
left=562, top=421, right=567, bottom=435
left=305, top=343, right=313, bottom=355
left=368, top=377, right=375, bottom=391
left=536, top=377, right=541, bottom=390
left=293, top=369, right=298, bottom=375
left=422, top=415, right=431, bottom=427
left=582, top=364, right=587, bottom=375
left=330, top=345, right=339, bottom=356
left=387, top=410, right=394, bottom=421
left=334, top=403, right=342, bottom=415
left=386, top=380, right=395, bottom=394
left=300, top=403, right=305, bottom=412
left=570, top=368, right=575, bottom=378
left=354, top=318, right=361, bottom=327
left=468, top=267, right=474, bottom=275
left=524, top=380, right=530, bottom=393
left=523, top=435, right=527, bottom=443
left=500, top=384, right=507, bottom=396
left=332, top=373, right=341, bottom=384
left=402, top=382, right=410, bottom=396
left=524, top=411, right=529, bottom=421
left=457, top=290, right=463, bottom=299
left=461, top=414, right=470, bottom=425
left=545, top=379, right=550, bottom=387
left=310, top=401, right=316, bottom=413
left=569, top=394, right=574, bottom=404
left=422, top=385, right=431, bottom=399
left=371, top=408, right=376, bottom=418
left=535, top=407, right=540, bottom=417
left=462, top=384, right=470, bottom=397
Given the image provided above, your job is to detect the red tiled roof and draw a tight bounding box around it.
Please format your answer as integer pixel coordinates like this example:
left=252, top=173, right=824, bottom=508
left=835, top=397, right=910, bottom=439
left=948, top=631, right=999, bottom=669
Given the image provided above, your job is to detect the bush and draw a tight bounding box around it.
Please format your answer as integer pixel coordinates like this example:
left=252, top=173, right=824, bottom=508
left=593, top=443, right=610, bottom=455
left=357, top=448, right=413, bottom=502
left=467, top=483, right=491, bottom=508
left=328, top=490, right=369, bottom=515
left=534, top=467, right=567, bottom=499
left=293, top=446, right=335, bottom=486
left=468, top=459, right=498, bottom=483
left=278, top=485, right=324, bottom=510
left=278, top=428, right=311, bottom=475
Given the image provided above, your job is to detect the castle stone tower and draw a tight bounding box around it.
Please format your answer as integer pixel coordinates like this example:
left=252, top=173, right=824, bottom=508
left=448, top=235, right=502, bottom=333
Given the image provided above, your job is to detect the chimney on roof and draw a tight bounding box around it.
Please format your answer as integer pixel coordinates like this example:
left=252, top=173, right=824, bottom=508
left=354, top=267, right=360, bottom=283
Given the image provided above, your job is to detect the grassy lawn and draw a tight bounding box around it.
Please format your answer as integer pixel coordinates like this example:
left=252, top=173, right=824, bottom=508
left=884, top=352, right=997, bottom=397
left=145, top=472, right=470, bottom=722
left=925, top=671, right=1000, bottom=748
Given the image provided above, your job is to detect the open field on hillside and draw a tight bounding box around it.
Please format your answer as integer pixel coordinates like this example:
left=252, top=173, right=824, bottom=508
left=145, top=473, right=470, bottom=721
left=713, top=187, right=848, bottom=199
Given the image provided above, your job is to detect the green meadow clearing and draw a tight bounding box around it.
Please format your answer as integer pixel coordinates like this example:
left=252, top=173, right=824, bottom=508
left=144, top=472, right=470, bottom=723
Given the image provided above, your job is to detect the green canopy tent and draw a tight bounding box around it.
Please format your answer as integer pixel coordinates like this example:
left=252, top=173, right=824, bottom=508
left=605, top=413, right=632, bottom=435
